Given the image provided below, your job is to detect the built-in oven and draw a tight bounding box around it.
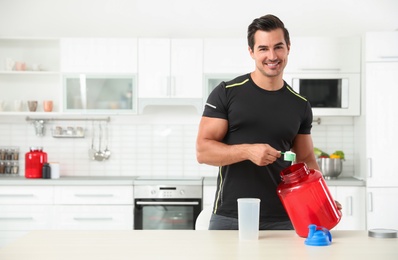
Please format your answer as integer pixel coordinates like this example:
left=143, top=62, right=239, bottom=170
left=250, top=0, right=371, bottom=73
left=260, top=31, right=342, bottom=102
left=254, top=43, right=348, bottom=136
left=133, top=177, right=203, bottom=230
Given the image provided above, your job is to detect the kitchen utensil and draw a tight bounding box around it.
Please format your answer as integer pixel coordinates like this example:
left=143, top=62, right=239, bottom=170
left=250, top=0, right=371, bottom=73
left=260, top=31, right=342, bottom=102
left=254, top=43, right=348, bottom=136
left=318, top=158, right=342, bottom=179
left=281, top=151, right=296, bottom=162
left=103, top=122, right=111, bottom=160
left=94, top=123, right=105, bottom=161
left=88, top=122, right=96, bottom=160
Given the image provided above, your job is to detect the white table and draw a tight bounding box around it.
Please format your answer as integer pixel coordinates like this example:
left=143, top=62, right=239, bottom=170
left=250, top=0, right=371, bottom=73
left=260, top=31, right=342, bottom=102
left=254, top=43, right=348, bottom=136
left=0, top=230, right=397, bottom=260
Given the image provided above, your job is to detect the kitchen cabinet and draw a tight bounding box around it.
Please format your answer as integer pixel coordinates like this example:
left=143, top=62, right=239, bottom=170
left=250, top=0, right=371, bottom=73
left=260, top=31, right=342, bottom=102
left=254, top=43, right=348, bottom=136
left=366, top=187, right=398, bottom=230
left=53, top=186, right=133, bottom=230
left=60, top=38, right=138, bottom=73
left=60, top=38, right=138, bottom=113
left=285, top=36, right=361, bottom=73
left=365, top=60, right=398, bottom=187
left=329, top=186, right=366, bottom=230
left=0, top=186, right=53, bottom=248
left=364, top=31, right=398, bottom=231
left=202, top=38, right=252, bottom=103
left=365, top=32, right=398, bottom=62
left=137, top=38, right=203, bottom=113
left=0, top=38, right=61, bottom=113
left=203, top=38, right=252, bottom=74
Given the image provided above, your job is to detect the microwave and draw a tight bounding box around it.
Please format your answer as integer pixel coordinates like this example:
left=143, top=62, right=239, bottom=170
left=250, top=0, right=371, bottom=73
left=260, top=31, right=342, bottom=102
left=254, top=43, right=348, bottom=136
left=284, top=73, right=360, bottom=116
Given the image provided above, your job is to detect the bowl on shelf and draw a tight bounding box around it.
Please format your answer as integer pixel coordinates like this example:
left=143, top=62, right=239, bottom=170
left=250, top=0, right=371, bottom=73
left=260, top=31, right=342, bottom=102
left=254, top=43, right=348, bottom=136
left=317, top=158, right=343, bottom=179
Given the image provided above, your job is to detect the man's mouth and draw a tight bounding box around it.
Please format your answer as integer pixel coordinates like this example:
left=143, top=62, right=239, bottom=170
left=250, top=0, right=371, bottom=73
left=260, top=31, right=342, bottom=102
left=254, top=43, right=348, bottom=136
left=265, top=61, right=280, bottom=68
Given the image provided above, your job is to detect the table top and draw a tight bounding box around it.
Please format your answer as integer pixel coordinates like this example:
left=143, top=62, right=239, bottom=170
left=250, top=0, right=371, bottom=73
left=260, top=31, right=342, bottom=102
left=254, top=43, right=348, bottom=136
left=0, top=230, right=396, bottom=260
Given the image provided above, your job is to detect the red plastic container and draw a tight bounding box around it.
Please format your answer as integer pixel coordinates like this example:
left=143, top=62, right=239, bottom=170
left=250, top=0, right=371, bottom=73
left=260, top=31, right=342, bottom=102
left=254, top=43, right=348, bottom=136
left=25, top=147, right=47, bottom=178
left=277, top=163, right=342, bottom=237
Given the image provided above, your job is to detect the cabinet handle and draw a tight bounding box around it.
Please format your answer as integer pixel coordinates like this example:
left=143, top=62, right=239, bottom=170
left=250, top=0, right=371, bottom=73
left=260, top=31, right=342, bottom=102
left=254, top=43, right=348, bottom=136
left=73, top=217, right=113, bottom=221
left=74, top=194, right=114, bottom=198
left=367, top=158, right=372, bottom=178
left=0, top=217, right=34, bottom=221
left=299, top=68, right=341, bottom=72
left=367, top=192, right=373, bottom=212
left=136, top=201, right=199, bottom=206
left=0, top=194, right=35, bottom=197
left=346, top=196, right=353, bottom=216
left=379, top=55, right=398, bottom=59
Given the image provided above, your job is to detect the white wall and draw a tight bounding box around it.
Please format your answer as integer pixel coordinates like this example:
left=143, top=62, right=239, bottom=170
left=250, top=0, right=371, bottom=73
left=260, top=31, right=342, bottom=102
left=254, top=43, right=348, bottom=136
left=0, top=0, right=397, bottom=38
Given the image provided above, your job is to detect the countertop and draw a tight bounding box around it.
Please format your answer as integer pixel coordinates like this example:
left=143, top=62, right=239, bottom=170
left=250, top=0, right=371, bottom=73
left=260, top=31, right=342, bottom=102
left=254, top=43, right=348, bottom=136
left=0, top=175, right=365, bottom=186
left=0, top=230, right=396, bottom=260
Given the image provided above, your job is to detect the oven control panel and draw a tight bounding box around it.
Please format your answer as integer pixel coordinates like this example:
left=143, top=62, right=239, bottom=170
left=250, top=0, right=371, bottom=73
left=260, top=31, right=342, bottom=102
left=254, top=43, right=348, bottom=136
left=134, top=185, right=202, bottom=199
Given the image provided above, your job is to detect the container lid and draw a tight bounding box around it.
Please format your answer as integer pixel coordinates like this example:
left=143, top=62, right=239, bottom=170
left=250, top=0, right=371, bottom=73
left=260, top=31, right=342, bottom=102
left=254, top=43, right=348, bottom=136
left=304, top=224, right=332, bottom=246
left=368, top=229, right=398, bottom=238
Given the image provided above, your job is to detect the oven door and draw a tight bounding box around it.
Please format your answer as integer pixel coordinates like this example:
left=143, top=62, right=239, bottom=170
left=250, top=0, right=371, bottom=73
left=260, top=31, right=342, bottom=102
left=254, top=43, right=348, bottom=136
left=134, top=199, right=202, bottom=230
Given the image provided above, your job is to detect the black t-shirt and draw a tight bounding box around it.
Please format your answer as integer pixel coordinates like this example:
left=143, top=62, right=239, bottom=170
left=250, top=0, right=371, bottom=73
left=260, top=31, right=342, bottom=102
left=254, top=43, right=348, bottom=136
left=202, top=73, right=313, bottom=222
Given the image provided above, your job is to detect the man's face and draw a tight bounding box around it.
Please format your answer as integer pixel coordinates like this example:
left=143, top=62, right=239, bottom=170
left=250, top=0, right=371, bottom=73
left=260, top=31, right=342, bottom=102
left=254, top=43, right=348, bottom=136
left=249, top=28, right=290, bottom=78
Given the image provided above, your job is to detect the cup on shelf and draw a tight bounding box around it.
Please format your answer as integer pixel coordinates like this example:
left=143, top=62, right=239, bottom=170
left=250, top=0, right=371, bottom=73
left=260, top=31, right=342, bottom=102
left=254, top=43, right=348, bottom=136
left=43, top=100, right=53, bottom=112
left=5, top=58, right=15, bottom=71
left=27, top=100, right=38, bottom=112
left=31, top=63, right=42, bottom=71
left=14, top=61, right=26, bottom=71
left=14, top=100, right=24, bottom=112
left=0, top=100, right=6, bottom=111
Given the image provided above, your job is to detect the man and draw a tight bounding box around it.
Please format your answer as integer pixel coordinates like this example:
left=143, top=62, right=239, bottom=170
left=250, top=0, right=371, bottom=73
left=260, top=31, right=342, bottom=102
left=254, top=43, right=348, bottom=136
left=196, top=14, right=335, bottom=230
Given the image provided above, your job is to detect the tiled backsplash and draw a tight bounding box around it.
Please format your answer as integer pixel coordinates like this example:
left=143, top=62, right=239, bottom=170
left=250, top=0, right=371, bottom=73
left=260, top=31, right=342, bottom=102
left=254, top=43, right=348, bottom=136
left=0, top=113, right=354, bottom=178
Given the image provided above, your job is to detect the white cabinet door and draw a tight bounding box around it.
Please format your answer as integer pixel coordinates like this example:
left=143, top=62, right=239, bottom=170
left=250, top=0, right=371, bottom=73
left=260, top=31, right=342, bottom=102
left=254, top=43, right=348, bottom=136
left=61, top=38, right=138, bottom=73
left=138, top=38, right=170, bottom=98
left=365, top=32, right=398, bottom=62
left=54, top=186, right=133, bottom=205
left=286, top=37, right=361, bottom=73
left=0, top=186, right=53, bottom=205
left=367, top=188, right=398, bottom=230
left=52, top=205, right=133, bottom=230
left=0, top=205, right=52, bottom=230
left=203, top=38, right=252, bottom=74
left=366, top=62, right=398, bottom=187
left=138, top=38, right=203, bottom=98
left=333, top=186, right=366, bottom=230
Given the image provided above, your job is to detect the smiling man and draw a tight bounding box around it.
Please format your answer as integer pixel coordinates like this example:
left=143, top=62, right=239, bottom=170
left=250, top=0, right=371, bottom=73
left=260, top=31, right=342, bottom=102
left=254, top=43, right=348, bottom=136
left=196, top=14, right=322, bottom=230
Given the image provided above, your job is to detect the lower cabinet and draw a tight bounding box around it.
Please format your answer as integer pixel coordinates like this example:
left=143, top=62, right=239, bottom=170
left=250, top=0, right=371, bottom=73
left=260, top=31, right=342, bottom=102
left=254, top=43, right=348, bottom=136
left=0, top=186, right=53, bottom=248
left=366, top=187, right=398, bottom=230
left=53, top=186, right=133, bottom=230
left=330, top=186, right=366, bottom=230
left=52, top=205, right=133, bottom=230
left=0, top=185, right=134, bottom=248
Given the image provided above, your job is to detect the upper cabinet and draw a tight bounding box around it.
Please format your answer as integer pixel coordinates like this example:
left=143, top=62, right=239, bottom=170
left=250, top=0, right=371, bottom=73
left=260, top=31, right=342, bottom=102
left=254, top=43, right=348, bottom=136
left=137, top=38, right=203, bottom=113
left=365, top=32, right=398, bottom=62
left=286, top=37, right=361, bottom=73
left=0, top=38, right=61, bottom=113
left=60, top=38, right=138, bottom=73
left=203, top=38, right=252, bottom=74
left=60, top=38, right=138, bottom=114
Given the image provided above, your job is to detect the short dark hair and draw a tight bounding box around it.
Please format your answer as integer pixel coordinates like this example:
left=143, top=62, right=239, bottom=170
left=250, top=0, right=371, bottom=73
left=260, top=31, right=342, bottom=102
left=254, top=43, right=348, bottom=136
left=247, top=14, right=290, bottom=50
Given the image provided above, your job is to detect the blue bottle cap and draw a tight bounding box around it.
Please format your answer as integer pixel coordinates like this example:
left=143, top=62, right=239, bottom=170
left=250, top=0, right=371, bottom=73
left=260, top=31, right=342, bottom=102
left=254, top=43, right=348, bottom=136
left=304, top=224, right=332, bottom=246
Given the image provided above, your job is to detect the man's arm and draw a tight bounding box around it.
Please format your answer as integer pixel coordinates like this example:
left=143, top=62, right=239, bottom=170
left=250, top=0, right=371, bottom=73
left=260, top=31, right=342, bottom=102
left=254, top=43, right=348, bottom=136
left=196, top=116, right=281, bottom=167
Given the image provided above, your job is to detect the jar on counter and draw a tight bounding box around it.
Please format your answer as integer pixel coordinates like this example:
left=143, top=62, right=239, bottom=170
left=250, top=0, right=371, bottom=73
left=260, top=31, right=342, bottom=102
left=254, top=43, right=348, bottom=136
left=25, top=147, right=47, bottom=178
left=277, top=163, right=342, bottom=238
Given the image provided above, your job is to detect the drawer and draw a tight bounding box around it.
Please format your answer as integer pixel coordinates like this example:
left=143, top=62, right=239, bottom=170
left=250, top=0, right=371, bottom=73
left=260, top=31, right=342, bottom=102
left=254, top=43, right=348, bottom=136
left=0, top=186, right=53, bottom=205
left=54, top=186, right=133, bottom=205
left=0, top=205, right=52, bottom=230
left=52, top=205, right=133, bottom=230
